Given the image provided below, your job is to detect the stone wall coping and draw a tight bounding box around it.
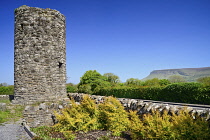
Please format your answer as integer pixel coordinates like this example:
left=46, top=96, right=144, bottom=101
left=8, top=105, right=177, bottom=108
left=68, top=93, right=210, bottom=114
left=68, top=93, right=210, bottom=108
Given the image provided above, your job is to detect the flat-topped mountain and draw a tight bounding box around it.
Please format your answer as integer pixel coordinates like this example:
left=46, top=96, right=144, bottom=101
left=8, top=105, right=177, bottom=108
left=143, top=67, right=210, bottom=82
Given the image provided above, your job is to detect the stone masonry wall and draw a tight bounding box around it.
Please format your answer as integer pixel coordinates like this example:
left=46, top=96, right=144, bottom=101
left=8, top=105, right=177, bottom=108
left=23, top=98, right=70, bottom=127
left=14, top=5, right=66, bottom=105
left=23, top=93, right=210, bottom=127
left=69, top=93, right=210, bottom=120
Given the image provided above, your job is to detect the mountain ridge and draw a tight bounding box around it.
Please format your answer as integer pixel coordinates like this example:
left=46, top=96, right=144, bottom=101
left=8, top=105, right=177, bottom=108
left=143, top=67, right=210, bottom=82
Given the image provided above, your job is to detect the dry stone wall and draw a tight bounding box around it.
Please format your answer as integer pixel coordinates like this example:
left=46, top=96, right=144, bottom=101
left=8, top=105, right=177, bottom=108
left=22, top=93, right=210, bottom=127
left=69, top=93, right=210, bottom=120
left=23, top=98, right=70, bottom=127
left=14, top=5, right=66, bottom=105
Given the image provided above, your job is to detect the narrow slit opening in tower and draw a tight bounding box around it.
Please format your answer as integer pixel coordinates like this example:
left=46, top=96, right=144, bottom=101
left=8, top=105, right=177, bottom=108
left=58, top=62, right=63, bottom=68
left=21, top=24, right=23, bottom=30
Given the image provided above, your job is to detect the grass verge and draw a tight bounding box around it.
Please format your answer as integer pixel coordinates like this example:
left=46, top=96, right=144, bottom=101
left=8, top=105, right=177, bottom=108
left=0, top=99, right=24, bottom=124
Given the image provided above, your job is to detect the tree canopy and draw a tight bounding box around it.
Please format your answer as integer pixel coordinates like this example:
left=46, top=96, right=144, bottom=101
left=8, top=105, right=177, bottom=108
left=78, top=70, right=110, bottom=94
left=103, top=73, right=120, bottom=84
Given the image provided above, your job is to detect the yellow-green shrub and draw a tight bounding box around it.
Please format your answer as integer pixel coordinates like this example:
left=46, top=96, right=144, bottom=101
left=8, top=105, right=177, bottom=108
left=54, top=95, right=210, bottom=139
left=128, top=110, right=145, bottom=139
left=142, top=111, right=175, bottom=139
left=172, top=109, right=210, bottom=140
left=54, top=95, right=130, bottom=136
left=98, top=96, right=130, bottom=136
left=128, top=109, right=210, bottom=140
left=54, top=95, right=100, bottom=132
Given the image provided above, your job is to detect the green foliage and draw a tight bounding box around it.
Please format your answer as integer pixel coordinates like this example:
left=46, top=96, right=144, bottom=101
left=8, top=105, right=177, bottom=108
left=78, top=70, right=111, bottom=94
left=95, top=83, right=210, bottom=105
left=54, top=95, right=100, bottom=132
left=31, top=126, right=68, bottom=140
left=159, top=79, right=171, bottom=86
left=0, top=99, right=11, bottom=104
left=0, top=103, right=24, bottom=123
left=0, top=110, right=11, bottom=123
left=161, top=83, right=202, bottom=103
left=197, top=76, right=210, bottom=87
left=172, top=109, right=210, bottom=140
left=0, top=86, right=14, bottom=95
left=66, top=83, right=77, bottom=93
left=98, top=96, right=130, bottom=136
left=66, top=85, right=77, bottom=93
left=128, top=110, right=144, bottom=139
left=143, top=78, right=161, bottom=87
left=103, top=73, right=120, bottom=84
left=125, top=78, right=142, bottom=86
left=141, top=111, right=175, bottom=139
left=129, top=109, right=210, bottom=140
left=54, top=95, right=129, bottom=136
left=95, top=86, right=163, bottom=100
left=77, top=84, right=92, bottom=94
left=35, top=96, right=210, bottom=139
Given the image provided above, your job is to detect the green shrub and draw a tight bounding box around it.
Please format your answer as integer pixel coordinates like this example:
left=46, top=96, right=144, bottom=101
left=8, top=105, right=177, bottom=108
left=34, top=95, right=210, bottom=139
left=54, top=95, right=129, bottom=136
left=98, top=96, right=130, bottom=136
left=128, top=110, right=145, bottom=139
left=66, top=85, right=77, bottom=93
left=0, top=86, right=14, bottom=95
left=162, top=83, right=204, bottom=104
left=95, top=83, right=210, bottom=105
left=78, top=84, right=92, bottom=94
left=141, top=111, right=175, bottom=139
left=172, top=109, right=210, bottom=140
left=54, top=95, right=100, bottom=132
left=129, top=109, right=210, bottom=140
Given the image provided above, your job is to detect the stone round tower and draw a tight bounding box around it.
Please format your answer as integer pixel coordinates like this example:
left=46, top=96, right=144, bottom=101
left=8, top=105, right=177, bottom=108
left=14, top=5, right=66, bottom=104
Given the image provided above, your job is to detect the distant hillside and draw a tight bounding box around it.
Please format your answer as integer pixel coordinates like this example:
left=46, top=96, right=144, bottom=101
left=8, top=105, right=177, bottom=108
left=143, top=67, right=210, bottom=82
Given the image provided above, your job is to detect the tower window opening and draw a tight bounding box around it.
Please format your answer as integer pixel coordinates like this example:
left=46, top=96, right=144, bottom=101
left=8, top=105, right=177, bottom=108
left=58, top=62, right=63, bottom=68
left=21, top=24, right=23, bottom=30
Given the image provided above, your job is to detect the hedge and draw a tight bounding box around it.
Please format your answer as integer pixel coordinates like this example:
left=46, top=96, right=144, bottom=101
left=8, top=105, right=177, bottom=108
left=94, top=83, right=210, bottom=105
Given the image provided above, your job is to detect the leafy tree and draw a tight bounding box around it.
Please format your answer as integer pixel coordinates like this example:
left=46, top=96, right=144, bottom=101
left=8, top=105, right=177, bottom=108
left=144, top=78, right=160, bottom=87
left=103, top=73, right=120, bottom=84
left=159, top=79, right=171, bottom=86
left=66, top=83, right=78, bottom=93
left=168, top=75, right=186, bottom=83
left=78, top=70, right=110, bottom=94
left=197, top=76, right=210, bottom=87
left=78, top=84, right=92, bottom=94
left=125, top=78, right=141, bottom=86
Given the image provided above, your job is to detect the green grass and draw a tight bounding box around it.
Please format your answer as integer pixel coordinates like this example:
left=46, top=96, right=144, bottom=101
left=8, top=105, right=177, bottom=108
left=0, top=99, right=11, bottom=104
left=0, top=110, right=11, bottom=123
left=0, top=99, right=24, bottom=124
left=31, top=126, right=67, bottom=140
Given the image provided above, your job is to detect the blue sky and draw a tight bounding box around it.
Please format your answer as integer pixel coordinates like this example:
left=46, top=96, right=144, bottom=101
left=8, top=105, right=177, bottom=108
left=0, top=0, right=210, bottom=85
